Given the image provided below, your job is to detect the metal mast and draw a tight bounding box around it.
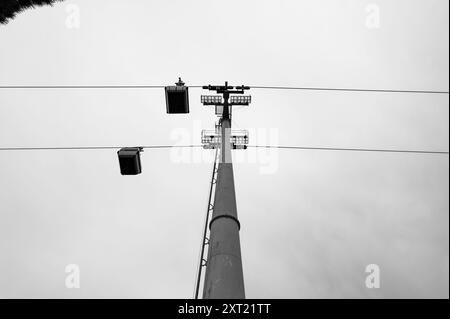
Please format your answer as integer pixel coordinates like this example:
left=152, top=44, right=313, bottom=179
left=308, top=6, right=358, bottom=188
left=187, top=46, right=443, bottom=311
left=201, top=82, right=250, bottom=299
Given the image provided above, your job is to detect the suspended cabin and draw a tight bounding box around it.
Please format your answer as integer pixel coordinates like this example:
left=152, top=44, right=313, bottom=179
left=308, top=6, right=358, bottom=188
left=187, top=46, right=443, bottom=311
left=117, top=147, right=142, bottom=175
left=165, top=78, right=189, bottom=114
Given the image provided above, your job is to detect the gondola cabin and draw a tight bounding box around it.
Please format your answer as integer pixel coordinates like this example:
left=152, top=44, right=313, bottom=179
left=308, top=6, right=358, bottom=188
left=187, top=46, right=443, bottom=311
left=165, top=78, right=189, bottom=114
left=118, top=147, right=142, bottom=175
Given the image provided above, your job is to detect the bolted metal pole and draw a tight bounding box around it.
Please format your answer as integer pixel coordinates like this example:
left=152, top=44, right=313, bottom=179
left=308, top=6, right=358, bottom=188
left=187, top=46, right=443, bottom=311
left=202, top=105, right=245, bottom=298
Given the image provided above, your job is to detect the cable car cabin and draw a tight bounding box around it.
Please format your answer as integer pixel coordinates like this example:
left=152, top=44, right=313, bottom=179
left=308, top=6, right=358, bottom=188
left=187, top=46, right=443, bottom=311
left=117, top=147, right=142, bottom=175
left=165, top=85, right=189, bottom=114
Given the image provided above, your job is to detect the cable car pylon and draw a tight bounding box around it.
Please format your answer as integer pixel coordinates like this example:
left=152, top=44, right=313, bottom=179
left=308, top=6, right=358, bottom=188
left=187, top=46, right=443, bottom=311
left=199, top=82, right=250, bottom=298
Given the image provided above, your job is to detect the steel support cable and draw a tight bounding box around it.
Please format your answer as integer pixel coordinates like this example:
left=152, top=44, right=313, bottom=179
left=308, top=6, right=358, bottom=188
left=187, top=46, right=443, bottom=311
left=0, top=145, right=203, bottom=151
left=0, top=145, right=447, bottom=154
left=0, top=85, right=203, bottom=89
left=249, top=86, right=449, bottom=94
left=248, top=145, right=449, bottom=155
left=0, top=85, right=447, bottom=94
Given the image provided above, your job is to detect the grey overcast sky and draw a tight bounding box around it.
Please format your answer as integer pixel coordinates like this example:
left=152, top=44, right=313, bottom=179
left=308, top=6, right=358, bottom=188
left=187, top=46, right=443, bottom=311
left=0, top=0, right=448, bottom=298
